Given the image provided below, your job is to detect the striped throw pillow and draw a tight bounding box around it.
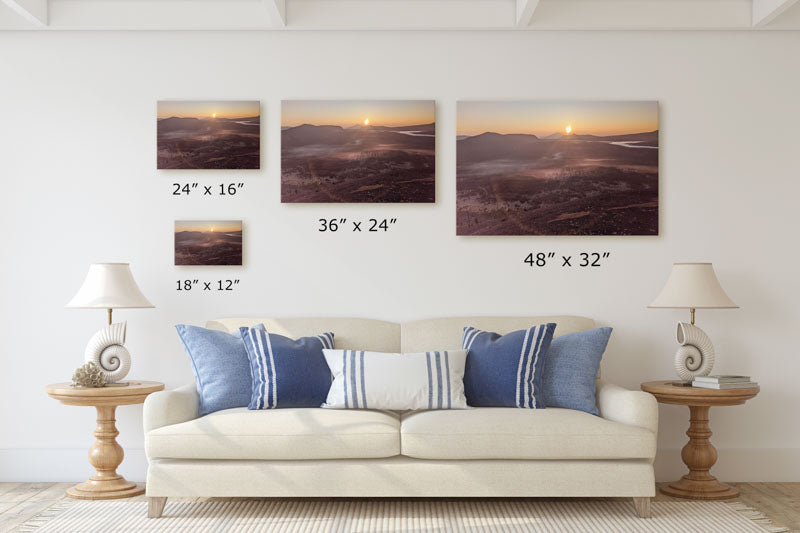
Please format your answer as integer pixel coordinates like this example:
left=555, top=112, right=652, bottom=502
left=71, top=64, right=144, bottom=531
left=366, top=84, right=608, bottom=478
left=240, top=327, right=335, bottom=409
left=321, top=349, right=468, bottom=410
left=462, top=323, right=556, bottom=408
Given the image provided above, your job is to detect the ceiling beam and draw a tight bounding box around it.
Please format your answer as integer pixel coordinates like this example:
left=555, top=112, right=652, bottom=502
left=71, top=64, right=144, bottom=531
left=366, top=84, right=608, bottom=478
left=1, top=0, right=47, bottom=26
left=529, top=0, right=752, bottom=30
left=264, top=0, right=286, bottom=26
left=2, top=0, right=797, bottom=31
left=285, top=0, right=512, bottom=29
left=752, top=0, right=800, bottom=26
left=42, top=0, right=274, bottom=30
left=516, top=0, right=540, bottom=27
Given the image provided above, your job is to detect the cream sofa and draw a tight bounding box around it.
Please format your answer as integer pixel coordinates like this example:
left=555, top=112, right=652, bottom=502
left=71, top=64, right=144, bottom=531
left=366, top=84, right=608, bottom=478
left=143, top=316, right=658, bottom=518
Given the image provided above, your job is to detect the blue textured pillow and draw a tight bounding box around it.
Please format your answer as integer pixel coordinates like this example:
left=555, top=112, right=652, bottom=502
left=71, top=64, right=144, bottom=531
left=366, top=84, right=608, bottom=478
left=175, top=324, right=265, bottom=417
left=542, top=327, right=613, bottom=415
left=462, top=323, right=556, bottom=408
left=240, top=327, right=334, bottom=409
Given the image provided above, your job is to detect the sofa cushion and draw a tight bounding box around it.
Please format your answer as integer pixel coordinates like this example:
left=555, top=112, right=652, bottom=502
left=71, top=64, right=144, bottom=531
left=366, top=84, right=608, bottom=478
left=240, top=327, right=334, bottom=410
left=175, top=324, right=265, bottom=416
left=400, top=408, right=655, bottom=460
left=543, top=327, right=613, bottom=415
left=322, top=349, right=468, bottom=410
left=462, top=324, right=556, bottom=408
left=146, top=408, right=400, bottom=460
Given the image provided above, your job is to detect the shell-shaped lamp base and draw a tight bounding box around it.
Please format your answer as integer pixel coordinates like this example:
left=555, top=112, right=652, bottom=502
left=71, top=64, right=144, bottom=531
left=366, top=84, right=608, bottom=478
left=674, top=322, right=715, bottom=381
left=84, top=322, right=131, bottom=382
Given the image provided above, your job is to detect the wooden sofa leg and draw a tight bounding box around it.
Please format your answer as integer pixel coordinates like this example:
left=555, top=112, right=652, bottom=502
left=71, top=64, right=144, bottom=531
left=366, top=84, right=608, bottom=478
left=148, top=497, right=167, bottom=518
left=633, top=497, right=651, bottom=518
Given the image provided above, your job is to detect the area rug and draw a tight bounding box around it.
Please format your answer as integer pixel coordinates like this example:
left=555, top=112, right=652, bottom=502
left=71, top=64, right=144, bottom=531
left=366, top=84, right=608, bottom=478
left=16, top=499, right=788, bottom=533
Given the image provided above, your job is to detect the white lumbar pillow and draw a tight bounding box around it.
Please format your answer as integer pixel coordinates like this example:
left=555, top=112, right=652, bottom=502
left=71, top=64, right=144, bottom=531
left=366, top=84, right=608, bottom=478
left=322, top=349, right=469, bottom=410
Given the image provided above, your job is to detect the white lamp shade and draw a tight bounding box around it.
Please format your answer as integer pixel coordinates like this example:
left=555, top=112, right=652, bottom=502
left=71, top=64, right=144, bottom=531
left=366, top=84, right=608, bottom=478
left=66, top=263, right=154, bottom=309
left=648, top=262, right=738, bottom=309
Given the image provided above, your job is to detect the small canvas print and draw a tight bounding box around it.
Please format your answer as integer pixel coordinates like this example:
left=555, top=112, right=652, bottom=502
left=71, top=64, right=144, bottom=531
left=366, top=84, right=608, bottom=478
left=457, top=101, right=659, bottom=236
left=282, top=100, right=435, bottom=203
left=157, top=101, right=260, bottom=169
left=174, top=221, right=242, bottom=266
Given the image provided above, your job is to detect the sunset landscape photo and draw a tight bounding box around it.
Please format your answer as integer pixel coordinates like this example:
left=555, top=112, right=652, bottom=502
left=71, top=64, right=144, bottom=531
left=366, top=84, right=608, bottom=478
left=174, top=220, right=243, bottom=266
left=457, top=101, right=659, bottom=236
left=157, top=101, right=260, bottom=169
left=282, top=100, right=435, bottom=203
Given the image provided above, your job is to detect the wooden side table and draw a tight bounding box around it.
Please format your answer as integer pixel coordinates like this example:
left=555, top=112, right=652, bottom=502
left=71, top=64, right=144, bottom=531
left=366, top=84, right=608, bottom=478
left=641, top=380, right=759, bottom=500
left=45, top=381, right=165, bottom=500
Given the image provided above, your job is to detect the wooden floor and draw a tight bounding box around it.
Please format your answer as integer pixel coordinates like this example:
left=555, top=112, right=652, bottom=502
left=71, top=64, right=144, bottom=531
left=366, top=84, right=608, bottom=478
left=1, top=482, right=798, bottom=532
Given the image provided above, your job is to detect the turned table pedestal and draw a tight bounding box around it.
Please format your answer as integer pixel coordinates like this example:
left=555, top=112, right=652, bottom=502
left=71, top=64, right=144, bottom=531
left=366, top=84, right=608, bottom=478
left=45, top=381, right=164, bottom=500
left=641, top=380, right=759, bottom=500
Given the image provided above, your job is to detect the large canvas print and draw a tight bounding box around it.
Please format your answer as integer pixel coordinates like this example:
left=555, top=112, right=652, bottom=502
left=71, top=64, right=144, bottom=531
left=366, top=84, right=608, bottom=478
left=457, top=101, right=659, bottom=236
left=281, top=100, right=435, bottom=203
left=157, top=101, right=260, bottom=169
left=174, top=221, right=243, bottom=266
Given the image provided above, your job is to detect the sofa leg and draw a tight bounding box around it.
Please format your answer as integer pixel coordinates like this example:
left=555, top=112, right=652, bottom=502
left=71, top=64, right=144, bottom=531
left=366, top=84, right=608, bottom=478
left=148, top=497, right=167, bottom=518
left=632, top=497, right=651, bottom=518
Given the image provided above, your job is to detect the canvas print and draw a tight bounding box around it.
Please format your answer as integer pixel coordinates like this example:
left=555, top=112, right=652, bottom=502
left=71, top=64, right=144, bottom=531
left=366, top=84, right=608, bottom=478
left=281, top=100, right=435, bottom=203
left=174, top=221, right=243, bottom=266
left=157, top=101, right=260, bottom=169
left=457, top=101, right=659, bottom=236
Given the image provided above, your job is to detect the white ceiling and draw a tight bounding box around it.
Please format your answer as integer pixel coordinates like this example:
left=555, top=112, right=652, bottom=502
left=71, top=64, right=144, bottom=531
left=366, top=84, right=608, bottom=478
left=1, top=0, right=799, bottom=30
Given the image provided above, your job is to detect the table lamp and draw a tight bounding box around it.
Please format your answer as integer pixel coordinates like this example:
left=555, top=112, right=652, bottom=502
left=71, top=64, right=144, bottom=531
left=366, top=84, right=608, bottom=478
left=648, top=262, right=738, bottom=382
left=66, top=263, right=154, bottom=383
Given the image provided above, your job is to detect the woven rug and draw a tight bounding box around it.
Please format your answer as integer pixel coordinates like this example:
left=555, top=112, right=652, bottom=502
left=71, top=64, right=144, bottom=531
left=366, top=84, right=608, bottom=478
left=16, top=499, right=788, bottom=533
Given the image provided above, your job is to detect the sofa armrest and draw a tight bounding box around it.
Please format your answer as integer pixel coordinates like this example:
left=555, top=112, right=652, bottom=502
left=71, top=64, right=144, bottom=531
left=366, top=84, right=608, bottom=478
left=143, top=383, right=199, bottom=433
left=596, top=380, right=658, bottom=435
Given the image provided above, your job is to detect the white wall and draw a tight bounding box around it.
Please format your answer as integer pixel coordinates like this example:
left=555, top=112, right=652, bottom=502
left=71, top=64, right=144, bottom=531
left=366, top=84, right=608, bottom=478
left=1, top=30, right=798, bottom=483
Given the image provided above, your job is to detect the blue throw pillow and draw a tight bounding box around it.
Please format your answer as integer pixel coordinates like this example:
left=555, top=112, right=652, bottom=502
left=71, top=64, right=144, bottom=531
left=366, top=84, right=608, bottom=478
left=462, top=323, right=556, bottom=408
left=175, top=324, right=265, bottom=417
left=542, top=327, right=613, bottom=415
left=240, top=327, right=334, bottom=409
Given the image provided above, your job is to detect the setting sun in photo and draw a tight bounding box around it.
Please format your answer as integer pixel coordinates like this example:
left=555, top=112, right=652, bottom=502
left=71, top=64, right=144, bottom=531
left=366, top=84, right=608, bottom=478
left=157, top=100, right=260, bottom=169
left=456, top=100, right=659, bottom=236
left=174, top=220, right=243, bottom=266
left=281, top=100, right=435, bottom=203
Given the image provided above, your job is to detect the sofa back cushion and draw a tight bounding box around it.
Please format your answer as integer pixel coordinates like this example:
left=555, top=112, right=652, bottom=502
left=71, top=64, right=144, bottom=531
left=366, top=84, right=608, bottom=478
left=401, top=316, right=595, bottom=353
left=208, top=316, right=596, bottom=357
left=206, top=317, right=600, bottom=405
left=208, top=317, right=400, bottom=352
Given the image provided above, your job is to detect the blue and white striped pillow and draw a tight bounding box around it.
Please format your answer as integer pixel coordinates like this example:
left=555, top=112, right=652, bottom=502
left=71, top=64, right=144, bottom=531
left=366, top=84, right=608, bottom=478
left=321, top=349, right=468, bottom=410
left=240, top=327, right=334, bottom=409
left=462, top=323, right=556, bottom=408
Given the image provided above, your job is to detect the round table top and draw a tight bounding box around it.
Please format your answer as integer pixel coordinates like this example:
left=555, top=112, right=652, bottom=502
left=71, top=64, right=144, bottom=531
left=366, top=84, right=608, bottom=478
left=46, top=381, right=165, bottom=407
left=641, top=380, right=759, bottom=407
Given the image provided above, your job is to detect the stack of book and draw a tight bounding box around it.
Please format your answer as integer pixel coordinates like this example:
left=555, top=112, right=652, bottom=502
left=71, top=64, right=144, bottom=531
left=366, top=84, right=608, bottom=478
left=692, top=375, right=758, bottom=389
